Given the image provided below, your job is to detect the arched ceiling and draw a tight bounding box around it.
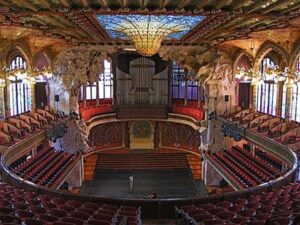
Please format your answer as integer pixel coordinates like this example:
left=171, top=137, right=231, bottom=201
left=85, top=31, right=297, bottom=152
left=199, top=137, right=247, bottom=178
left=0, top=0, right=299, bottom=53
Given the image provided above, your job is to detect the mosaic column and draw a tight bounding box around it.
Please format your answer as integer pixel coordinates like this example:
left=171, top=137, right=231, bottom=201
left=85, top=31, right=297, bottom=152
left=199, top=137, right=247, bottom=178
left=0, top=86, right=5, bottom=118
left=251, top=83, right=258, bottom=111
left=197, top=82, right=202, bottom=108
left=83, top=84, right=86, bottom=108
left=285, top=79, right=294, bottom=119
left=184, top=79, right=188, bottom=106
left=5, top=80, right=11, bottom=117
left=30, top=83, right=36, bottom=111
left=96, top=81, right=99, bottom=106
left=276, top=81, right=283, bottom=117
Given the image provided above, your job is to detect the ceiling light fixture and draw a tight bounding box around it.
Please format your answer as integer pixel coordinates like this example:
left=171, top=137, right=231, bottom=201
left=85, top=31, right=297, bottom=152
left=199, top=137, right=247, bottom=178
left=97, top=15, right=205, bottom=56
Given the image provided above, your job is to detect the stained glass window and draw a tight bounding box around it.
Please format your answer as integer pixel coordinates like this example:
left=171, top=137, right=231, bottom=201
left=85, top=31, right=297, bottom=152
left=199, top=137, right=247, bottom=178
left=81, top=60, right=113, bottom=101
left=292, top=56, right=300, bottom=122
left=257, top=57, right=277, bottom=115
left=172, top=62, right=200, bottom=101
left=9, top=56, right=31, bottom=116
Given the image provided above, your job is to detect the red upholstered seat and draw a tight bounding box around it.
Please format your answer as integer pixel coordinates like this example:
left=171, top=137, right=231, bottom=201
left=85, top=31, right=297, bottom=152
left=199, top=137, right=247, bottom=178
left=87, top=219, right=111, bottom=225
left=70, top=211, right=89, bottom=220
left=230, top=217, right=249, bottom=224
left=82, top=202, right=99, bottom=210
left=24, top=218, right=47, bottom=225
left=15, top=210, right=35, bottom=219
left=61, top=217, right=84, bottom=225
left=0, top=214, right=21, bottom=223
left=202, top=219, right=224, bottom=225
left=49, top=209, right=68, bottom=217
left=37, top=214, right=59, bottom=222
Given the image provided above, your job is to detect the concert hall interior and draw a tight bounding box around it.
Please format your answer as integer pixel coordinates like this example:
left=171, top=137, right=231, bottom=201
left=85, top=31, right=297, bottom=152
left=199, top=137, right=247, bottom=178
left=0, top=0, right=300, bottom=225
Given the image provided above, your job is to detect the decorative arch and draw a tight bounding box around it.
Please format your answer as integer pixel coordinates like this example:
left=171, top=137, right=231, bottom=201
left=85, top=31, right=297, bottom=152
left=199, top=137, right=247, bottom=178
left=289, top=38, right=300, bottom=75
left=3, top=40, right=32, bottom=70
left=253, top=41, right=288, bottom=74
left=33, top=48, right=53, bottom=70
left=233, top=50, right=254, bottom=74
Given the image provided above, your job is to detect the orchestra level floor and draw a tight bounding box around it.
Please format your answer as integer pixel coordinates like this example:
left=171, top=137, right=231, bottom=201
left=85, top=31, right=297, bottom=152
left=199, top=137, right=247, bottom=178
left=80, top=169, right=208, bottom=199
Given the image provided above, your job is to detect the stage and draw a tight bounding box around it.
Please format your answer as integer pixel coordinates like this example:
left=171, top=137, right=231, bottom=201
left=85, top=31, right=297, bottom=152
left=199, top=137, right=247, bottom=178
left=80, top=169, right=208, bottom=199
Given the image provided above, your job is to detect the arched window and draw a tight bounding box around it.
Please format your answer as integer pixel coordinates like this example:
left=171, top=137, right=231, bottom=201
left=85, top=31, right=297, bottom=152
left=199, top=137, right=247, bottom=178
left=292, top=56, right=300, bottom=122
left=256, top=57, right=277, bottom=115
left=172, top=62, right=203, bottom=101
left=9, top=56, right=31, bottom=116
left=80, top=59, right=113, bottom=100
left=172, top=62, right=186, bottom=99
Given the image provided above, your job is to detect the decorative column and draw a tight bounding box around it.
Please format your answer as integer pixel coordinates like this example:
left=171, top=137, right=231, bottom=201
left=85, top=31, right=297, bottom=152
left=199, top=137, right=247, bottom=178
left=197, top=81, right=202, bottom=108
left=184, top=78, right=188, bottom=106
left=30, top=82, right=36, bottom=111
left=83, top=84, right=86, bottom=108
left=285, top=78, right=294, bottom=119
left=96, top=81, right=99, bottom=106
left=5, top=80, right=11, bottom=117
left=0, top=84, right=5, bottom=118
left=251, top=83, right=258, bottom=111
left=276, top=81, right=284, bottom=117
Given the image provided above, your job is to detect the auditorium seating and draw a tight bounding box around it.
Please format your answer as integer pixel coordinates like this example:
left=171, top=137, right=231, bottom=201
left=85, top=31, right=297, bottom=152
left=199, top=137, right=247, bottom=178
left=9, top=148, right=77, bottom=187
left=176, top=182, right=300, bottom=225
left=205, top=147, right=283, bottom=188
left=227, top=109, right=300, bottom=155
left=255, top=148, right=282, bottom=171
left=0, top=182, right=141, bottom=225
left=0, top=109, right=64, bottom=147
left=97, top=153, right=189, bottom=170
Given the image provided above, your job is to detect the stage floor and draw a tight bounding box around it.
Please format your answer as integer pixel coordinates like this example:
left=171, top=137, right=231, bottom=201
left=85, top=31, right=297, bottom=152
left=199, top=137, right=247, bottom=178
left=80, top=169, right=208, bottom=199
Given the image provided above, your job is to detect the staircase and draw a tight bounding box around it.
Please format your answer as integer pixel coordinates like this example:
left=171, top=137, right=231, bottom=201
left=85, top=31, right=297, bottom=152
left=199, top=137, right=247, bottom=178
left=96, top=153, right=188, bottom=170
left=186, top=154, right=202, bottom=179
left=83, top=154, right=98, bottom=180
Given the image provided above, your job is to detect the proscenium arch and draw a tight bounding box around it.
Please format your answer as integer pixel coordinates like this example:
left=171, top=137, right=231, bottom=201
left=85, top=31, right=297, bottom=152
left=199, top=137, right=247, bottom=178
left=253, top=41, right=288, bottom=75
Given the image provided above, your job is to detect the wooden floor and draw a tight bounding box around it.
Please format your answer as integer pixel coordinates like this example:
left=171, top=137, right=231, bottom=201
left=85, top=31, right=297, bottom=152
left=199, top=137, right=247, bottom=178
left=96, top=153, right=189, bottom=170
left=83, top=154, right=98, bottom=181
left=186, top=154, right=201, bottom=179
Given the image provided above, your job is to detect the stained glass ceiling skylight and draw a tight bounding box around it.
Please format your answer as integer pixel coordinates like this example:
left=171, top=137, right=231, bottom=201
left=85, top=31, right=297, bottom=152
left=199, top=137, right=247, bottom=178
left=97, top=15, right=205, bottom=40
left=96, top=14, right=205, bottom=56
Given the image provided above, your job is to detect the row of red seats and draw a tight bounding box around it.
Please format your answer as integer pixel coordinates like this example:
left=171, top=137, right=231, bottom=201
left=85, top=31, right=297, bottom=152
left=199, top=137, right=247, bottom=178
left=172, top=99, right=205, bottom=108
left=80, top=105, right=113, bottom=121
left=230, top=147, right=280, bottom=178
left=176, top=182, right=300, bottom=225
left=0, top=182, right=141, bottom=225
left=255, top=148, right=282, bottom=170
left=11, top=148, right=54, bottom=174
left=233, top=147, right=281, bottom=175
left=0, top=109, right=65, bottom=146
left=229, top=109, right=300, bottom=146
left=211, top=151, right=258, bottom=188
left=9, top=149, right=76, bottom=187
left=37, top=153, right=74, bottom=187
left=223, top=150, right=269, bottom=184
left=207, top=146, right=283, bottom=188
left=171, top=105, right=204, bottom=121
left=78, top=99, right=113, bottom=109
